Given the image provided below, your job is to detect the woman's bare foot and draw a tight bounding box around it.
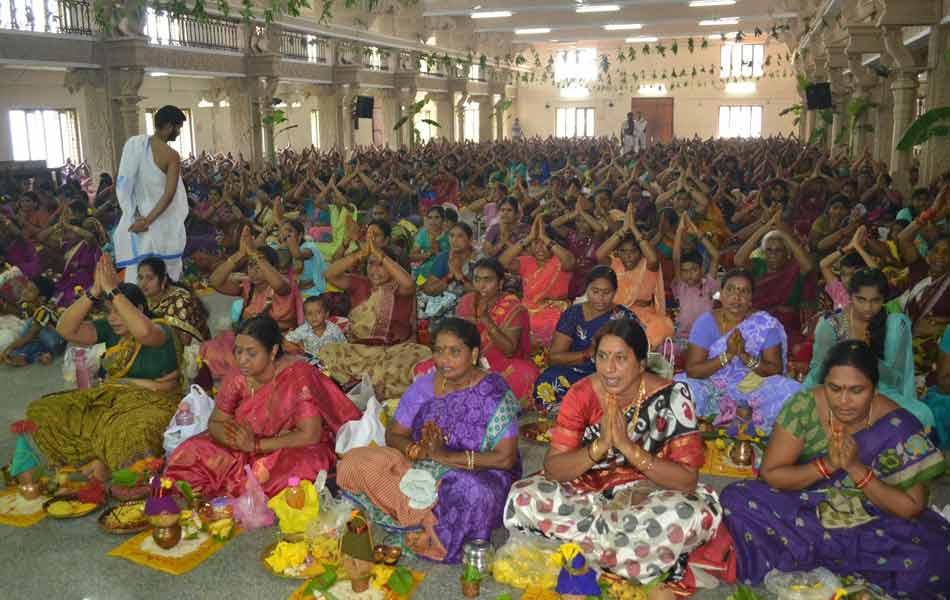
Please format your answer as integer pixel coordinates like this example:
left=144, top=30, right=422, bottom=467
left=4, top=355, right=27, bottom=367
left=647, top=584, right=676, bottom=600
left=80, top=459, right=110, bottom=482
left=38, top=353, right=53, bottom=366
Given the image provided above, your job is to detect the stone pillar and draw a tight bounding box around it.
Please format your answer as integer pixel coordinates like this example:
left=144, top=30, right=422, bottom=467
left=873, top=82, right=894, bottom=164
left=478, top=97, right=493, bottom=142
left=106, top=66, right=145, bottom=167
left=64, top=68, right=116, bottom=176
left=251, top=76, right=278, bottom=168
left=455, top=94, right=469, bottom=142
left=923, top=24, right=950, bottom=182
left=433, top=93, right=455, bottom=142
left=224, top=77, right=258, bottom=163
left=496, top=95, right=507, bottom=141
left=889, top=71, right=918, bottom=188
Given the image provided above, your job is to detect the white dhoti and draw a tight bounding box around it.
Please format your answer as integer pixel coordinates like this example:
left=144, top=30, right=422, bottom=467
left=114, top=135, right=188, bottom=284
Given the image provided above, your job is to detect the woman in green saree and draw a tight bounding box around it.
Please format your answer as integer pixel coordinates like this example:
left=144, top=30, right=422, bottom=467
left=720, top=340, right=949, bottom=597
left=26, top=255, right=181, bottom=482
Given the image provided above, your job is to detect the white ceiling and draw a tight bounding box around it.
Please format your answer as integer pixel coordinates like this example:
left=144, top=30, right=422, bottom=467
left=423, top=0, right=799, bottom=44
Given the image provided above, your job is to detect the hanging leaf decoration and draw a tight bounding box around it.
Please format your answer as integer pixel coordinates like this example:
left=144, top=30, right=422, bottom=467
left=618, top=50, right=626, bottom=63
left=515, top=54, right=526, bottom=66
left=735, top=30, right=744, bottom=42
left=671, top=40, right=679, bottom=55
left=628, top=47, right=637, bottom=61
left=701, top=38, right=709, bottom=49
left=600, top=54, right=610, bottom=74
left=656, top=43, right=667, bottom=57
left=753, top=27, right=763, bottom=37
left=643, top=44, right=651, bottom=55
left=688, top=37, right=695, bottom=53
left=691, top=66, right=697, bottom=77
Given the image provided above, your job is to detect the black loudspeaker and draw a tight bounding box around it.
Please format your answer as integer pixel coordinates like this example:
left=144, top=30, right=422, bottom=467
left=355, top=96, right=374, bottom=118
left=805, top=82, right=832, bottom=110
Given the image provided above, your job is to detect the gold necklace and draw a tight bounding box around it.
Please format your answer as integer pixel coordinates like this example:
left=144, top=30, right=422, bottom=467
left=827, top=398, right=873, bottom=437
left=436, top=369, right=478, bottom=396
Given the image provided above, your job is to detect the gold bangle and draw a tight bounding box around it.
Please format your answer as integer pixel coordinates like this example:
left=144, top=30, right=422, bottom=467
left=587, top=440, right=599, bottom=463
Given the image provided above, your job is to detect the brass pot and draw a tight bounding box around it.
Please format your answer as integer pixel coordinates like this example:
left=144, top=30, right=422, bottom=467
left=349, top=576, right=371, bottom=593
left=729, top=439, right=755, bottom=466
left=17, top=482, right=43, bottom=501
left=149, top=513, right=180, bottom=528
left=152, top=523, right=182, bottom=549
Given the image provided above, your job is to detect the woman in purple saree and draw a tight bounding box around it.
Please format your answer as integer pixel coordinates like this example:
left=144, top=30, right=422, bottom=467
left=675, top=270, right=801, bottom=433
left=337, top=317, right=520, bottom=563
left=720, top=341, right=949, bottom=598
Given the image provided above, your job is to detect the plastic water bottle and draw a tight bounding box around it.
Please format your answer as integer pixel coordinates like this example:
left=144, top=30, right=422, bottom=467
left=175, top=401, right=195, bottom=427
left=75, top=348, right=90, bottom=389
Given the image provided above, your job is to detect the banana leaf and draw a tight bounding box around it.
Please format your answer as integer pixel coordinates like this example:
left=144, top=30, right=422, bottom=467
left=896, top=106, right=950, bottom=151
left=393, top=115, right=411, bottom=131
left=420, top=119, right=441, bottom=128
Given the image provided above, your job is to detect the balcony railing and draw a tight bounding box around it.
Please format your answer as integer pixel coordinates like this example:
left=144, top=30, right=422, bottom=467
left=336, top=41, right=389, bottom=72
left=145, top=8, right=241, bottom=52
left=0, top=0, right=94, bottom=36
left=280, top=29, right=328, bottom=63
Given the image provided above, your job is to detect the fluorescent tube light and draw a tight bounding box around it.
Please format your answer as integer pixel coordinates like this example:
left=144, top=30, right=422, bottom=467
left=576, top=5, right=620, bottom=13
left=699, top=17, right=739, bottom=26
left=471, top=11, right=512, bottom=19
left=603, top=23, right=643, bottom=30
left=689, top=0, right=736, bottom=7
left=515, top=28, right=551, bottom=34
left=625, top=36, right=658, bottom=43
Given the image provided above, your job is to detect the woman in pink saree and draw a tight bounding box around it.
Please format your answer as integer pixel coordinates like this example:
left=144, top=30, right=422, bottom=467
left=414, top=257, right=538, bottom=408
left=499, top=215, right=575, bottom=346
left=165, top=316, right=360, bottom=497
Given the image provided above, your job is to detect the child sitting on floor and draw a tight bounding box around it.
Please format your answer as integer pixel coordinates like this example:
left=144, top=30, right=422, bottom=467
left=672, top=214, right=720, bottom=357
left=1, top=276, right=65, bottom=366
left=284, top=294, right=346, bottom=360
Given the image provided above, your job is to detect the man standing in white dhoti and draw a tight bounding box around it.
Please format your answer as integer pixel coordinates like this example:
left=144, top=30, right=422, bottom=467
left=621, top=112, right=636, bottom=154
left=633, top=111, right=648, bottom=153
left=114, top=105, right=189, bottom=284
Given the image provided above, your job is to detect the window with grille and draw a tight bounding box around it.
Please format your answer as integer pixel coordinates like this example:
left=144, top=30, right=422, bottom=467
left=144, top=108, right=195, bottom=158
left=310, top=110, right=321, bottom=148
left=718, top=105, right=762, bottom=138
left=556, top=107, right=595, bottom=138
left=720, top=43, right=764, bottom=78
left=8, top=108, right=82, bottom=168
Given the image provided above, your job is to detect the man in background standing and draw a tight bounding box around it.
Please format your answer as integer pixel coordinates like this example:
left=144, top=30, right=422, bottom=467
left=633, top=111, right=648, bottom=153
left=621, top=112, right=636, bottom=154
left=114, top=105, right=189, bottom=284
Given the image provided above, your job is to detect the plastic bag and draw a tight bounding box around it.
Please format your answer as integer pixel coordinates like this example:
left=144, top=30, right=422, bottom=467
left=335, top=396, right=386, bottom=454
left=232, top=465, right=275, bottom=529
left=647, top=337, right=675, bottom=380
left=492, top=530, right=563, bottom=591
left=162, top=384, right=216, bottom=456
left=345, top=373, right=375, bottom=411
left=307, top=472, right=352, bottom=539
left=62, top=343, right=105, bottom=385
left=764, top=567, right=840, bottom=600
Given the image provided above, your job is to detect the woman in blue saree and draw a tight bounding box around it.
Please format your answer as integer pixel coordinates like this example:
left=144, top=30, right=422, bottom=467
left=532, top=266, right=639, bottom=415
left=720, top=341, right=949, bottom=597
left=674, top=270, right=801, bottom=433
left=803, top=268, right=935, bottom=430
left=337, top=317, right=520, bottom=563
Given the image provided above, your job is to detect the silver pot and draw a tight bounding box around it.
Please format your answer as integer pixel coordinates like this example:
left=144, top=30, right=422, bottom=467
left=461, top=539, right=494, bottom=577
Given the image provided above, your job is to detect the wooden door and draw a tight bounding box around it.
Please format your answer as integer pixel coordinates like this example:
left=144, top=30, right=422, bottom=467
left=629, top=97, right=674, bottom=144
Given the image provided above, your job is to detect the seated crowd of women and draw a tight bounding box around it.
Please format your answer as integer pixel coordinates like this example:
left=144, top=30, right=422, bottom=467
left=7, top=136, right=949, bottom=599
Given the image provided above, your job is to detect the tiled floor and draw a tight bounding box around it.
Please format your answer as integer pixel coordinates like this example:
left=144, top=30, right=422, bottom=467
left=0, top=293, right=945, bottom=599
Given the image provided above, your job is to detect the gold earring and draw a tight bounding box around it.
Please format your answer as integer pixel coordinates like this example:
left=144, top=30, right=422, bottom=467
left=472, top=355, right=479, bottom=366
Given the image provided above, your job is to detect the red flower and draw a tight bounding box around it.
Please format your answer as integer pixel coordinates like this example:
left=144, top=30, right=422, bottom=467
left=10, top=420, right=36, bottom=435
